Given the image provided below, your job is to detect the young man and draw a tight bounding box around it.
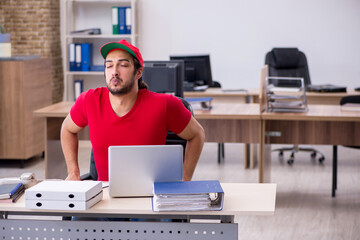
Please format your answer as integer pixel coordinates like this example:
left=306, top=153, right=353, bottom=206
left=61, top=39, right=205, bottom=182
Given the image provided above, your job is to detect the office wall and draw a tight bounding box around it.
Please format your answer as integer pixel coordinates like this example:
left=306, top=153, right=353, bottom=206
left=140, top=0, right=360, bottom=90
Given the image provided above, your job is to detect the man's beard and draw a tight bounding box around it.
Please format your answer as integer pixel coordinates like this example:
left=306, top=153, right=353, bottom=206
left=107, top=76, right=136, bottom=96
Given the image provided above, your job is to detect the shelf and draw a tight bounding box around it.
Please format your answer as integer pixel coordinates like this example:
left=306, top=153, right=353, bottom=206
left=67, top=71, right=104, bottom=75
left=61, top=0, right=139, bottom=101
left=66, top=34, right=137, bottom=39
left=68, top=0, right=132, bottom=3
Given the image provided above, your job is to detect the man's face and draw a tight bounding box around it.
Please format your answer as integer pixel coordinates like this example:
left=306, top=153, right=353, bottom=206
left=104, top=50, right=139, bottom=96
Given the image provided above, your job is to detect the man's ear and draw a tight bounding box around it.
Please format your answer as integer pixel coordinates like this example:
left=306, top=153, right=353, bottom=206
left=136, top=67, right=143, bottom=80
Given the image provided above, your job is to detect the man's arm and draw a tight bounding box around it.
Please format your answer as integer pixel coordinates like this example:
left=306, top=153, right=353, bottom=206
left=177, top=116, right=205, bottom=181
left=60, top=114, right=84, bottom=180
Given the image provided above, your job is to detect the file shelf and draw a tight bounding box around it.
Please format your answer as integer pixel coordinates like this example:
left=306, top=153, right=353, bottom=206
left=61, top=0, right=140, bottom=101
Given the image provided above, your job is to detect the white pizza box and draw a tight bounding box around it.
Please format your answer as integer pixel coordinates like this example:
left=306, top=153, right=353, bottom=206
left=25, top=190, right=103, bottom=211
left=25, top=180, right=102, bottom=201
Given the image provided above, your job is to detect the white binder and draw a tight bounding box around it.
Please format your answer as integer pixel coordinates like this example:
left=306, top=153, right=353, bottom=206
left=25, top=191, right=103, bottom=211
left=25, top=181, right=103, bottom=210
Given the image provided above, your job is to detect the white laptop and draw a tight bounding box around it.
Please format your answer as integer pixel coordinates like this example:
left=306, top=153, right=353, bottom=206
left=108, top=145, right=183, bottom=197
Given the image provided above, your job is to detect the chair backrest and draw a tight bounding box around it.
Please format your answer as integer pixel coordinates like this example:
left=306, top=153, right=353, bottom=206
left=265, top=48, right=311, bottom=86
left=340, top=95, right=360, bottom=105
left=85, top=97, right=193, bottom=181
left=165, top=97, right=194, bottom=150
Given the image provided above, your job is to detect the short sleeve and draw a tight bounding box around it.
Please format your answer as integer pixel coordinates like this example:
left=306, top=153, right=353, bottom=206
left=70, top=91, right=88, bottom=128
left=166, top=96, right=192, bottom=134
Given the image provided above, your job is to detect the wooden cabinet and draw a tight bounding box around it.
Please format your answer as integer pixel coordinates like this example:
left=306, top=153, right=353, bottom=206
left=0, top=57, right=52, bottom=160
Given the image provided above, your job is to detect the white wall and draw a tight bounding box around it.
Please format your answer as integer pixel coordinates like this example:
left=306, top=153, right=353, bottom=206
left=140, top=0, right=360, bottom=90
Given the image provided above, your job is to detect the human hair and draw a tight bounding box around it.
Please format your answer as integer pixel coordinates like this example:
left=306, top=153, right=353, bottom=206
left=133, top=57, right=148, bottom=90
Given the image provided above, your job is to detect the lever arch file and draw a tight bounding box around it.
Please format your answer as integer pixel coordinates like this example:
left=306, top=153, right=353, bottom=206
left=25, top=191, right=103, bottom=211
left=25, top=181, right=103, bottom=210
left=152, top=180, right=224, bottom=212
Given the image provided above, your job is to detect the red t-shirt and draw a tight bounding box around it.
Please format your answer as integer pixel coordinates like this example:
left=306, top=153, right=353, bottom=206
left=70, top=88, right=191, bottom=181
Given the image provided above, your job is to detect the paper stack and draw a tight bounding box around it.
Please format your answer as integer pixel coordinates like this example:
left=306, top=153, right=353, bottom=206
left=0, top=183, right=25, bottom=203
left=25, top=180, right=103, bottom=211
left=152, top=180, right=224, bottom=212
left=265, top=77, right=308, bottom=112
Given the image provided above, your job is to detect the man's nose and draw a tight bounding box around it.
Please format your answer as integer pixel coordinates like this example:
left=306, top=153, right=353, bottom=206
left=112, top=68, right=119, bottom=77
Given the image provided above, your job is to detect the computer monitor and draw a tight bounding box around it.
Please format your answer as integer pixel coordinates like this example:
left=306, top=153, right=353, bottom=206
left=169, top=55, right=213, bottom=88
left=142, top=60, right=184, bottom=98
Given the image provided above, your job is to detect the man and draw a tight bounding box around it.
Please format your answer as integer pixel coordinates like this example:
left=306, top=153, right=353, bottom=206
left=61, top=39, right=205, bottom=181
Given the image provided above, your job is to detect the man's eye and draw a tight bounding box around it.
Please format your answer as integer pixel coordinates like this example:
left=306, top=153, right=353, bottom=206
left=106, top=65, right=113, bottom=68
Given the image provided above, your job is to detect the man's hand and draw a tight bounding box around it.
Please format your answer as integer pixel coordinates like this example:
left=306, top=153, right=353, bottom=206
left=65, top=172, right=81, bottom=181
left=177, top=116, right=205, bottom=181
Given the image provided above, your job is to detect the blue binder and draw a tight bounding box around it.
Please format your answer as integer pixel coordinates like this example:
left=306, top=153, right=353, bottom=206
left=69, top=43, right=76, bottom=71
left=81, top=43, right=93, bottom=71
left=0, top=183, right=24, bottom=199
left=118, top=7, right=126, bottom=34
left=153, top=180, right=224, bottom=211
left=90, top=65, right=105, bottom=71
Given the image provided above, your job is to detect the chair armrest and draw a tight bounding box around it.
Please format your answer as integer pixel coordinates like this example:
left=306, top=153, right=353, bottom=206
left=80, top=172, right=93, bottom=181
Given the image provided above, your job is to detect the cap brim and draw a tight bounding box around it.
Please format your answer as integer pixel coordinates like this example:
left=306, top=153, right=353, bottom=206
left=100, top=42, right=136, bottom=59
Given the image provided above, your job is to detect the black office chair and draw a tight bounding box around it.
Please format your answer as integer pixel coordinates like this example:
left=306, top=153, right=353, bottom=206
left=81, top=97, right=194, bottom=181
left=210, top=81, right=222, bottom=88
left=265, top=48, right=325, bottom=165
left=331, top=95, right=360, bottom=197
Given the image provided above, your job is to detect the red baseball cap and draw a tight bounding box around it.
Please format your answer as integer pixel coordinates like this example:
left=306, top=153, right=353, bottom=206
left=100, top=39, right=143, bottom=66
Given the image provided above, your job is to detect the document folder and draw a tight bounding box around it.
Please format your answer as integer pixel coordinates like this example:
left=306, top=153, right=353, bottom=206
left=25, top=191, right=103, bottom=211
left=0, top=183, right=24, bottom=199
left=25, top=181, right=103, bottom=210
left=152, top=180, right=224, bottom=212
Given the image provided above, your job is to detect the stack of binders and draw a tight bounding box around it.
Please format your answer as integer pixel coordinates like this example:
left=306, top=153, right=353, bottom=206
left=69, top=43, right=93, bottom=72
left=25, top=181, right=103, bottom=211
left=152, top=180, right=224, bottom=212
left=112, top=6, right=132, bottom=35
left=0, top=183, right=25, bottom=203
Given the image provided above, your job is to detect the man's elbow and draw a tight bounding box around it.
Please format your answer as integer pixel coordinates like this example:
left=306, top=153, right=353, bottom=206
left=60, top=119, right=71, bottom=139
left=199, top=125, right=205, bottom=143
left=195, top=124, right=205, bottom=145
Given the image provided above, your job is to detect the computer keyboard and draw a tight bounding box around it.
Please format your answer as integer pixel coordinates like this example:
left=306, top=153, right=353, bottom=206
left=184, top=82, right=208, bottom=92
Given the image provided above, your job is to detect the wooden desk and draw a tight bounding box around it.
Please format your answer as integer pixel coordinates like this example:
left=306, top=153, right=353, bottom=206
left=0, top=183, right=276, bottom=240
left=251, top=89, right=359, bottom=105
left=185, top=89, right=259, bottom=167
left=34, top=102, right=261, bottom=179
left=186, top=88, right=360, bottom=168
left=260, top=105, right=360, bottom=185
left=194, top=103, right=260, bottom=144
